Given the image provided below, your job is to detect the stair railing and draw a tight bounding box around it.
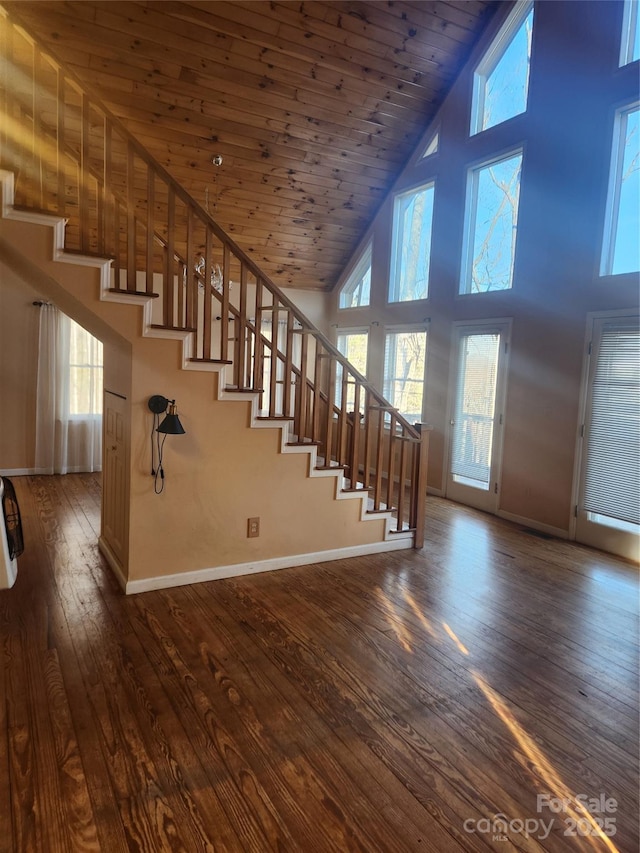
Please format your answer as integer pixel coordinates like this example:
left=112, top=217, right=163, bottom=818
left=0, top=6, right=428, bottom=545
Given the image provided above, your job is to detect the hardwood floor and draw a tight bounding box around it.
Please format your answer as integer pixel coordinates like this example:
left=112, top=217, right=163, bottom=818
left=1, top=474, right=638, bottom=852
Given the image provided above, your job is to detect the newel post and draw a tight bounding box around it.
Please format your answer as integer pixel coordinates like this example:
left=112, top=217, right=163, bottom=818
left=413, top=423, right=431, bottom=549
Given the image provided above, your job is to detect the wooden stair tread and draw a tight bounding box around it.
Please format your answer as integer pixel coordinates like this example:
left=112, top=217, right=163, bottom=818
left=108, top=288, right=160, bottom=298
left=151, top=324, right=197, bottom=332
left=225, top=385, right=262, bottom=392
left=190, top=357, right=233, bottom=364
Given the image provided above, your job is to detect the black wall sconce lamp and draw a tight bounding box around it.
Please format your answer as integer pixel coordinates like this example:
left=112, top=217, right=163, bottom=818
left=148, top=395, right=186, bottom=493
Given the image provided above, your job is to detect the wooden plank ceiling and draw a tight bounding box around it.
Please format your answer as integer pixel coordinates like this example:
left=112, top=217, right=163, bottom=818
left=7, top=0, right=498, bottom=291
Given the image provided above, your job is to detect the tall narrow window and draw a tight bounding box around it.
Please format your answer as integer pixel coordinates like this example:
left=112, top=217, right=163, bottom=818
left=620, top=0, right=640, bottom=65
left=336, top=329, right=368, bottom=411
left=339, top=243, right=371, bottom=309
left=461, top=150, right=523, bottom=294
left=451, top=333, right=500, bottom=491
left=389, top=183, right=435, bottom=303
left=601, top=102, right=640, bottom=276
left=471, top=0, right=534, bottom=135
left=582, top=319, right=639, bottom=533
left=383, top=328, right=427, bottom=423
left=69, top=318, right=103, bottom=417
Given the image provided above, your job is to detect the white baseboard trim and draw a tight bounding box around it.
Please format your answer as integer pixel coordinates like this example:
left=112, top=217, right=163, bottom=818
left=98, top=536, right=128, bottom=592
left=0, top=467, right=103, bottom=476
left=427, top=485, right=444, bottom=497
left=497, top=510, right=569, bottom=540
left=125, top=536, right=414, bottom=595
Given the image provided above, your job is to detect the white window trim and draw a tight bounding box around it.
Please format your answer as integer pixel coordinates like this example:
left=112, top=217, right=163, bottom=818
left=459, top=146, right=524, bottom=296
left=338, top=241, right=372, bottom=310
left=470, top=0, right=534, bottom=136
left=600, top=100, right=640, bottom=277
left=620, top=0, right=639, bottom=66
left=388, top=180, right=435, bottom=304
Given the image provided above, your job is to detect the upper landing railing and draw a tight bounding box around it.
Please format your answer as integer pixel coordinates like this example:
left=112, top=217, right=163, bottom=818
left=0, top=6, right=428, bottom=545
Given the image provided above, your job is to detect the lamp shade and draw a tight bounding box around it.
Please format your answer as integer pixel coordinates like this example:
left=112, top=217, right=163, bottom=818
left=157, top=401, right=186, bottom=435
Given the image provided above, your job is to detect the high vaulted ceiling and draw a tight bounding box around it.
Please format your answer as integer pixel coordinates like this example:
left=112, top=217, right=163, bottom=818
left=6, top=0, right=498, bottom=290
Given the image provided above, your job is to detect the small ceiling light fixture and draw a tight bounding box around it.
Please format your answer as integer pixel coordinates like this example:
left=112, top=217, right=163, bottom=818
left=148, top=395, right=186, bottom=493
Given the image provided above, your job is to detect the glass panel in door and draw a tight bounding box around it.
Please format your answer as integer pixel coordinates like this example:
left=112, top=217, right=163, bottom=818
left=447, top=328, right=507, bottom=512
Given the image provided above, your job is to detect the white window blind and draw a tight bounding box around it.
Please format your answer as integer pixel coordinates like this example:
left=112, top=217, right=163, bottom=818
left=583, top=322, right=640, bottom=526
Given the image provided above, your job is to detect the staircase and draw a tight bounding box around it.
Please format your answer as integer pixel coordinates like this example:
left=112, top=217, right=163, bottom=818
left=0, top=6, right=428, bottom=589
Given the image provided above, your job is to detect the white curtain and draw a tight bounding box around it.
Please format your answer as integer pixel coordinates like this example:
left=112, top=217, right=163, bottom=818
left=35, top=305, right=103, bottom=474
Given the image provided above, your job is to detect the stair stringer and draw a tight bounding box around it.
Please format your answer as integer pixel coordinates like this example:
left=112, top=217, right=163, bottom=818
left=0, top=171, right=414, bottom=589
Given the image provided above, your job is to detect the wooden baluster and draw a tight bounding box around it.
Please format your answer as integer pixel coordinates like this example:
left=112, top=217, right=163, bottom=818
left=363, top=391, right=372, bottom=491
left=113, top=197, right=121, bottom=290
left=57, top=71, right=66, bottom=219
left=386, top=415, right=397, bottom=515
left=145, top=166, right=154, bottom=295
left=349, top=383, right=362, bottom=489
left=373, top=409, right=385, bottom=511
left=126, top=143, right=136, bottom=291
left=412, top=425, right=429, bottom=549
left=103, top=118, right=113, bottom=262
left=79, top=93, right=90, bottom=253
left=220, top=244, right=230, bottom=363
left=175, top=206, right=185, bottom=330
left=253, top=280, right=263, bottom=395
left=269, top=299, right=279, bottom=416
left=283, top=311, right=294, bottom=418
left=203, top=230, right=212, bottom=360
left=396, top=435, right=408, bottom=533
left=33, top=46, right=43, bottom=208
left=337, top=364, right=349, bottom=467
left=0, top=20, right=9, bottom=167
left=165, top=186, right=175, bottom=324
left=324, top=356, right=336, bottom=465
left=95, top=113, right=105, bottom=255
left=22, top=37, right=36, bottom=203
left=237, top=264, right=248, bottom=389
left=295, top=331, right=308, bottom=441
left=312, top=343, right=323, bottom=445
left=185, top=208, right=194, bottom=329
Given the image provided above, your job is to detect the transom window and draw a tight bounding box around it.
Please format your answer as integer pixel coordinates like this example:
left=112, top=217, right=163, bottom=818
left=471, top=0, right=534, bottom=135
left=460, top=149, right=523, bottom=294
left=338, top=242, right=371, bottom=309
left=601, top=102, right=640, bottom=276
left=389, top=182, right=435, bottom=303
left=383, top=328, right=427, bottom=423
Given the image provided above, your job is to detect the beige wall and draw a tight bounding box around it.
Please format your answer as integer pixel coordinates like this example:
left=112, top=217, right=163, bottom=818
left=329, top=0, right=639, bottom=534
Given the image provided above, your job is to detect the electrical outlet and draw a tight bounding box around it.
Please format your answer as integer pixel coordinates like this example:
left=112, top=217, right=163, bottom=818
left=247, top=517, right=260, bottom=538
